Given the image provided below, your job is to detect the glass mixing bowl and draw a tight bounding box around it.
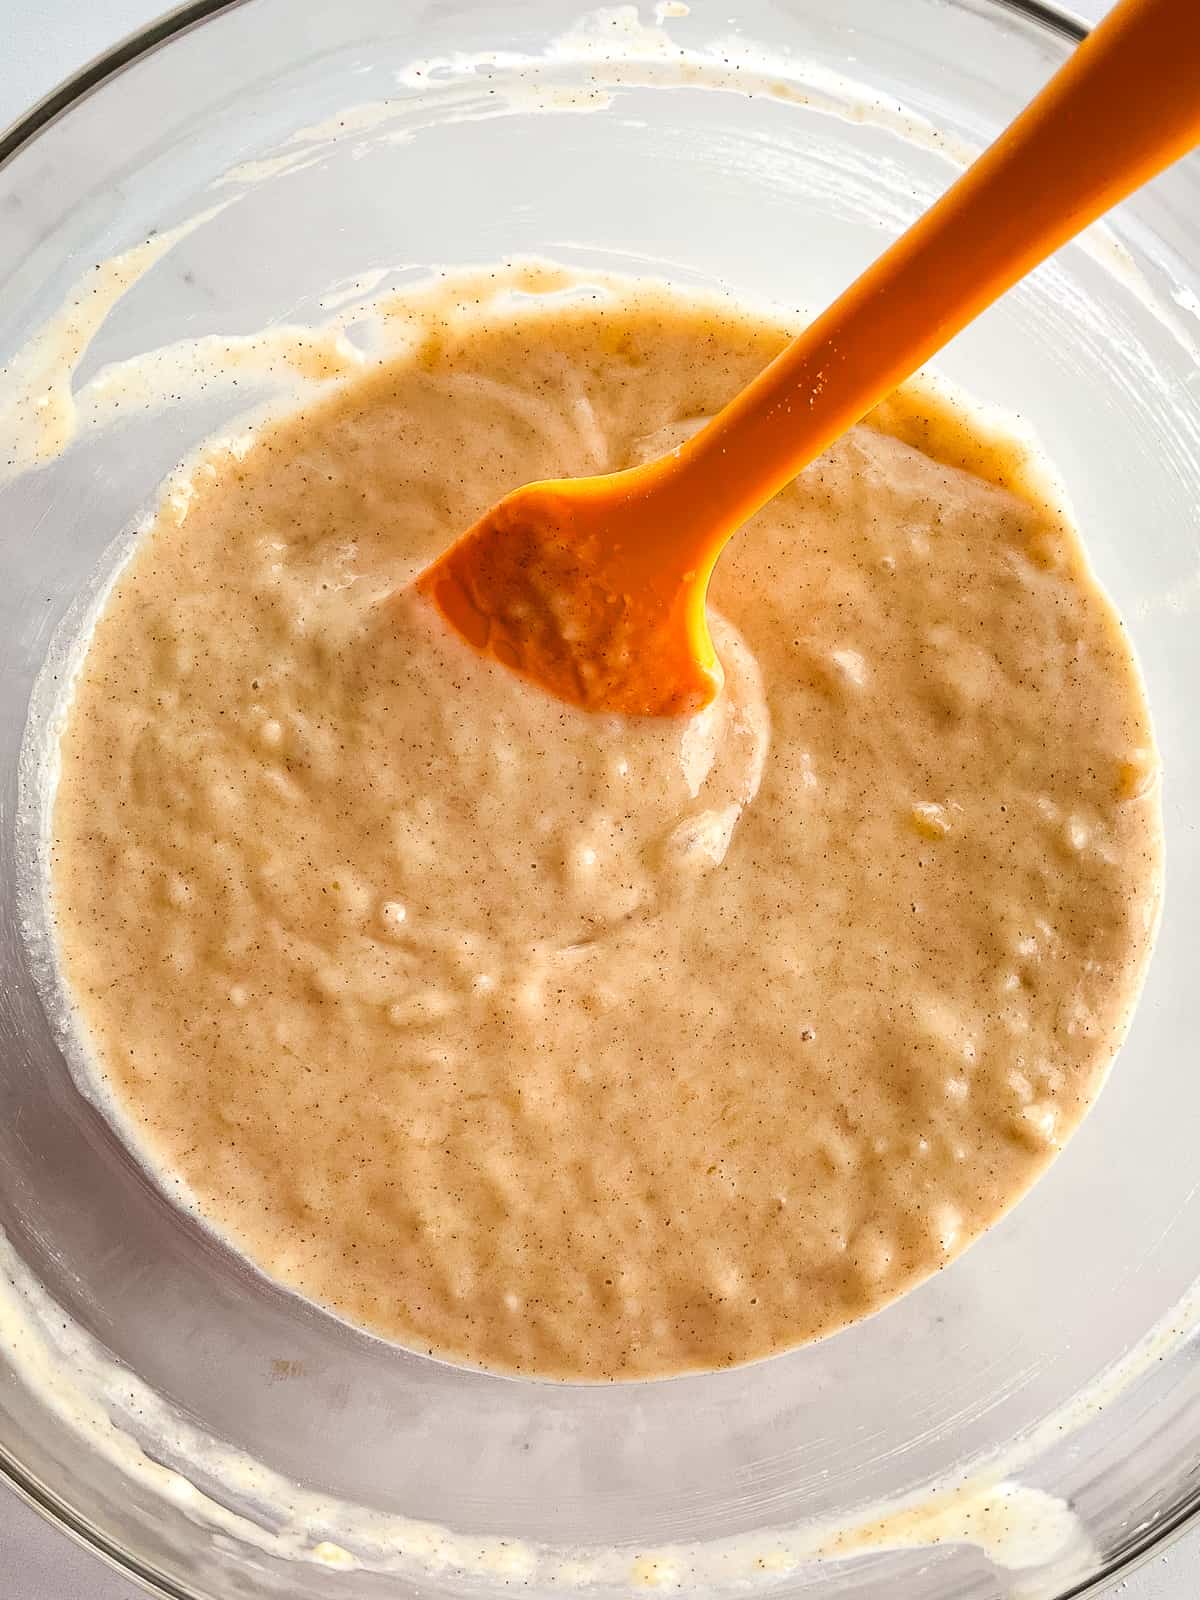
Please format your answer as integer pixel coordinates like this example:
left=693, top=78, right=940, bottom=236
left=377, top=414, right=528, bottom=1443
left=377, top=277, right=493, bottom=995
left=1, top=1, right=1199, bottom=1596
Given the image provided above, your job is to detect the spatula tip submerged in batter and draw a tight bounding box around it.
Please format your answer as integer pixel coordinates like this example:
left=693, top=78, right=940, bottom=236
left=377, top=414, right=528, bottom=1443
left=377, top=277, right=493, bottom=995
left=49, top=268, right=1161, bottom=1379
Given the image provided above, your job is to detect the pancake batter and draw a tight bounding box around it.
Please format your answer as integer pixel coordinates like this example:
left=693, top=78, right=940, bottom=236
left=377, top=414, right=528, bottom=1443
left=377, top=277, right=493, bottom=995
left=49, top=272, right=1161, bottom=1379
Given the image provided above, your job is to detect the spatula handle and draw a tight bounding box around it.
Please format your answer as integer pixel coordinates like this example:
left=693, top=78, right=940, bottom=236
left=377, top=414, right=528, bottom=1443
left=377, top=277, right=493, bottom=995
left=669, top=0, right=1200, bottom=541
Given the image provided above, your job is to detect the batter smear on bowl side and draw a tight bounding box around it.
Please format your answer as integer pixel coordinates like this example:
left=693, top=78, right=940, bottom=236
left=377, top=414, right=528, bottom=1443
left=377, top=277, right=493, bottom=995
left=49, top=271, right=1161, bottom=1379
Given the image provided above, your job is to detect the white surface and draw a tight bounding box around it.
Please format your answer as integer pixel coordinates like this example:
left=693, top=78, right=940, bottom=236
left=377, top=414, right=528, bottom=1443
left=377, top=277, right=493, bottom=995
left=0, top=2, right=1194, bottom=1598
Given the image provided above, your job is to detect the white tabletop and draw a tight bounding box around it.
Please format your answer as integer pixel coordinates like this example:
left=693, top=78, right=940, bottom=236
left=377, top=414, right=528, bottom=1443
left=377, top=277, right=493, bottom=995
left=0, top=2, right=1193, bottom=1596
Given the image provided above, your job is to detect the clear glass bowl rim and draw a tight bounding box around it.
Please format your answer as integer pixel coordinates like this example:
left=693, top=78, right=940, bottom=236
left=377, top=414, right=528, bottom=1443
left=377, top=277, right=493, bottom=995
left=2, top=2, right=1196, bottom=1598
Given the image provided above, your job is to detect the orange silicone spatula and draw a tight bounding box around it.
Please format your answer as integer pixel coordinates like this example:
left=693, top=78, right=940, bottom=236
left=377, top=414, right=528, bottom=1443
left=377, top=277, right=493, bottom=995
left=418, top=0, right=1200, bottom=717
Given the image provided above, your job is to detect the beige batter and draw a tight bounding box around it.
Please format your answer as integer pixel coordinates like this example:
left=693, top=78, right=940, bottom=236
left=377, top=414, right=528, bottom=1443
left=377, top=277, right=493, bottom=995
left=50, top=272, right=1161, bottom=1380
